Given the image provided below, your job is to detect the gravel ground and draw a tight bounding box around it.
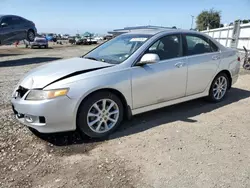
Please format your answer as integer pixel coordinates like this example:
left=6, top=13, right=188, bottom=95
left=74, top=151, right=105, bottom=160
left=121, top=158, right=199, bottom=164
left=0, top=45, right=250, bottom=188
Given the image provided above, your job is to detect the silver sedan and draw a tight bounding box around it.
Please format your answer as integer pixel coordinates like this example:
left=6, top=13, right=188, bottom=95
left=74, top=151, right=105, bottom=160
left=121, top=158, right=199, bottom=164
left=11, top=29, right=240, bottom=138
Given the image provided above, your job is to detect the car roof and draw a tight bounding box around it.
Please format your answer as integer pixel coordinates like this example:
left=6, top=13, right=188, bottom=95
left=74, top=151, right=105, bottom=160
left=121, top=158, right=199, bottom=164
left=123, top=28, right=203, bottom=36
left=0, top=14, right=24, bottom=18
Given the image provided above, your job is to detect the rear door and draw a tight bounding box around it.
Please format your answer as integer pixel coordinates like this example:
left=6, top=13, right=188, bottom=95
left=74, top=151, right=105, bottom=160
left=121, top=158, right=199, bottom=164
left=183, top=34, right=221, bottom=96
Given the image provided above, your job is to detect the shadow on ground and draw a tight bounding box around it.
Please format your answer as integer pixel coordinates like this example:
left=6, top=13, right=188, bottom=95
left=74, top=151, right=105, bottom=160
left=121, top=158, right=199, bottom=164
left=0, top=57, right=61, bottom=67
left=26, top=47, right=54, bottom=50
left=35, top=87, right=250, bottom=148
left=0, top=53, right=21, bottom=57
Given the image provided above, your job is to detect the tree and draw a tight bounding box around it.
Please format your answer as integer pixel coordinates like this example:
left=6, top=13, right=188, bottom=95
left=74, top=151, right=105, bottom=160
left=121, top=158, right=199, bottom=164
left=196, top=9, right=221, bottom=31
left=242, top=19, right=250, bottom=24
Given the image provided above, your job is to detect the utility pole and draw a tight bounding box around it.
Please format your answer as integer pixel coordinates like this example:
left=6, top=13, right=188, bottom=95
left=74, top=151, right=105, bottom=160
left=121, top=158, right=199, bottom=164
left=191, top=15, right=194, bottom=29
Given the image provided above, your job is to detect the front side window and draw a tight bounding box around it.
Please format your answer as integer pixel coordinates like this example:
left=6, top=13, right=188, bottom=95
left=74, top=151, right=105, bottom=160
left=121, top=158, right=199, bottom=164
left=84, top=34, right=151, bottom=64
left=185, top=35, right=218, bottom=56
left=146, top=34, right=182, bottom=61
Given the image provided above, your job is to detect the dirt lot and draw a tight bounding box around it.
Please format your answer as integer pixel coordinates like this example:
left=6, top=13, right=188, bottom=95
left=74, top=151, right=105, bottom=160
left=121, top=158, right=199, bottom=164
left=0, top=44, right=250, bottom=188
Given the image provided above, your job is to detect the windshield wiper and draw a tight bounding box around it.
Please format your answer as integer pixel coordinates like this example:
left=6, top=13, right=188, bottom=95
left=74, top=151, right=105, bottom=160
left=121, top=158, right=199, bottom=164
left=83, top=56, right=98, bottom=61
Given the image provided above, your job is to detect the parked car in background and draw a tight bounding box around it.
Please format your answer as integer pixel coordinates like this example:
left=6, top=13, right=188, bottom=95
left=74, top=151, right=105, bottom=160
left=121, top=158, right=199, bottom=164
left=94, top=36, right=104, bottom=41
left=11, top=29, right=240, bottom=138
left=45, top=33, right=57, bottom=42
left=0, top=15, right=37, bottom=45
left=24, top=37, right=48, bottom=49
left=68, top=36, right=76, bottom=44
left=103, top=35, right=113, bottom=40
left=62, top=34, right=70, bottom=40
left=87, top=37, right=98, bottom=44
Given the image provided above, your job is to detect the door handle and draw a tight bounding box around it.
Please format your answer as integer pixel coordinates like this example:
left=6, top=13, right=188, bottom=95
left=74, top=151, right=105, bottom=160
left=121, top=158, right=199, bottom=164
left=175, top=62, right=185, bottom=68
left=212, top=55, right=220, bottom=60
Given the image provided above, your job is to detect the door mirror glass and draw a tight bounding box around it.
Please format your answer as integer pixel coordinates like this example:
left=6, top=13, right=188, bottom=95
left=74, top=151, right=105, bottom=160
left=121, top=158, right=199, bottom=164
left=1, top=22, right=8, bottom=27
left=138, top=53, right=160, bottom=65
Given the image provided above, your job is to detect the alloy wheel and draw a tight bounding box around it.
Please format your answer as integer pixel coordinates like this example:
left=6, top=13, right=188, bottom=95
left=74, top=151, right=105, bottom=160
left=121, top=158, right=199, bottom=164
left=87, top=99, right=119, bottom=133
left=213, top=76, right=228, bottom=100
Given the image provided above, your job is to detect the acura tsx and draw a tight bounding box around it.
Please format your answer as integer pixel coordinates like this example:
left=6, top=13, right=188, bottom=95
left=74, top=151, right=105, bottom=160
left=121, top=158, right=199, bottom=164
left=11, top=29, right=240, bottom=138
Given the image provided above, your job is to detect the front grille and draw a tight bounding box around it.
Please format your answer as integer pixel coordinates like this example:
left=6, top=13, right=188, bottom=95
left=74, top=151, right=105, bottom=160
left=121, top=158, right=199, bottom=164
left=16, top=86, right=28, bottom=98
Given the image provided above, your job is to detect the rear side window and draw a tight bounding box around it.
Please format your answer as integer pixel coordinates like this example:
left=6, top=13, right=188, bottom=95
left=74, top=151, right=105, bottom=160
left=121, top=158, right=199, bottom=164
left=184, top=35, right=218, bottom=56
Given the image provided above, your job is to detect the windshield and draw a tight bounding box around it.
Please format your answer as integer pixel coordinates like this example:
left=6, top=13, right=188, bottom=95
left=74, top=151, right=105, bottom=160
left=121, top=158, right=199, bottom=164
left=84, top=34, right=151, bottom=64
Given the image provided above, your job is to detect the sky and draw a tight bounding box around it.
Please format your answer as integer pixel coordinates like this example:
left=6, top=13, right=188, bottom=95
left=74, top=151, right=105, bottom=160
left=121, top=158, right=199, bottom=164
left=0, top=0, right=250, bottom=35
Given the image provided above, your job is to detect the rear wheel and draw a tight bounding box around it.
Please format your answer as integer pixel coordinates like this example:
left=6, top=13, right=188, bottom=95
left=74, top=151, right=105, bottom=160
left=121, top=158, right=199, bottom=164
left=77, top=91, right=124, bottom=138
left=208, top=73, right=229, bottom=102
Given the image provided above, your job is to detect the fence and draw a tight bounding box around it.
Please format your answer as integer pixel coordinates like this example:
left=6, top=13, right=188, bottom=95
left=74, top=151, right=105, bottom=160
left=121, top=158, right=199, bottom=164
left=201, top=22, right=250, bottom=51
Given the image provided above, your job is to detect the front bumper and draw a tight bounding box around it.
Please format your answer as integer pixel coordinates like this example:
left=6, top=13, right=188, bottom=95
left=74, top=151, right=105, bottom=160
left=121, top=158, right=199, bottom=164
left=11, top=96, right=77, bottom=133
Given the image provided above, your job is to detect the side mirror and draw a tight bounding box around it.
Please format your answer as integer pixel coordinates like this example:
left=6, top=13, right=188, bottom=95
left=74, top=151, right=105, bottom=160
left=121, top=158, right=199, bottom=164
left=1, top=22, right=8, bottom=27
left=137, top=53, right=160, bottom=66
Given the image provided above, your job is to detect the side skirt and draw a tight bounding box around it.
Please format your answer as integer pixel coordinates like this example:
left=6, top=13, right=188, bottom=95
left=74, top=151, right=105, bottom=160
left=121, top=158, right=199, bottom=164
left=131, top=92, right=208, bottom=115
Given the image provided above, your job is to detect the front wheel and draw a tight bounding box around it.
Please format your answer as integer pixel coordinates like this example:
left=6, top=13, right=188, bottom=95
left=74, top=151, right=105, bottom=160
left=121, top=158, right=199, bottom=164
left=208, top=73, right=229, bottom=102
left=27, top=30, right=35, bottom=42
left=77, top=91, right=124, bottom=138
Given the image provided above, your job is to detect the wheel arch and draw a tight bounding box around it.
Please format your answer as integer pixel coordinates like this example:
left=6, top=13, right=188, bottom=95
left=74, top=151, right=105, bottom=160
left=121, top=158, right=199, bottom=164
left=76, top=88, right=132, bottom=122
left=215, top=70, right=232, bottom=89
left=27, top=28, right=34, bottom=33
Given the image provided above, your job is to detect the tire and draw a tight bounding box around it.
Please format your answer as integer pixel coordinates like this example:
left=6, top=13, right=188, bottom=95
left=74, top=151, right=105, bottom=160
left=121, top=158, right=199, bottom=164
left=77, top=91, right=124, bottom=138
left=31, top=45, right=34, bottom=49
left=45, top=45, right=48, bottom=48
left=27, top=29, right=35, bottom=42
left=38, top=46, right=41, bottom=49
left=207, top=73, right=229, bottom=102
left=243, top=64, right=250, bottom=70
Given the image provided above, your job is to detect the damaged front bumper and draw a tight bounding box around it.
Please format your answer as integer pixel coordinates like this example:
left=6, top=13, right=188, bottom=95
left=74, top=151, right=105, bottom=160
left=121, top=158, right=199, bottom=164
left=11, top=93, right=77, bottom=133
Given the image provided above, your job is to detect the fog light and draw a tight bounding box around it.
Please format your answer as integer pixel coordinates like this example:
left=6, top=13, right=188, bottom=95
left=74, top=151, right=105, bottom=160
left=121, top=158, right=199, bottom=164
left=25, top=115, right=34, bottom=123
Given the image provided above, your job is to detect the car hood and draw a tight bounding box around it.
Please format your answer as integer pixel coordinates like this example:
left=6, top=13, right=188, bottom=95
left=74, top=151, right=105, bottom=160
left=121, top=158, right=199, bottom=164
left=19, top=57, right=112, bottom=89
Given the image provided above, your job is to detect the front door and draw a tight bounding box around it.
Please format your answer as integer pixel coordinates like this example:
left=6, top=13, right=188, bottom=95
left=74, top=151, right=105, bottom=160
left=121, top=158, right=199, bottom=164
left=131, top=34, right=188, bottom=109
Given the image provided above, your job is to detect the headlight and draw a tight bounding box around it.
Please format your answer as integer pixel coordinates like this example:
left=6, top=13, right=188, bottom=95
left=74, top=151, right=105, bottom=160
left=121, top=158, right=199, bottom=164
left=26, top=88, right=69, bottom=100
